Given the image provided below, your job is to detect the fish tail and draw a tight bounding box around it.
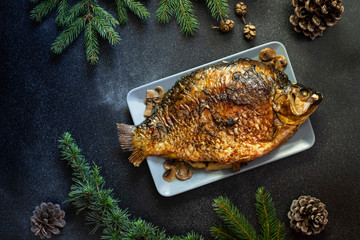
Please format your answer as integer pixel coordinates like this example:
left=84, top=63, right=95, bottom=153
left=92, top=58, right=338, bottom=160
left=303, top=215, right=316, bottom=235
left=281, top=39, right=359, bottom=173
left=117, top=123, right=146, bottom=167
left=117, top=123, right=135, bottom=151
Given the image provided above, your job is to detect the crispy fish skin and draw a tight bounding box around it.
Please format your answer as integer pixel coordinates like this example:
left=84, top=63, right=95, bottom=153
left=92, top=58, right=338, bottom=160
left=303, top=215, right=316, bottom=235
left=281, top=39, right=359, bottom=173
left=118, top=58, right=322, bottom=167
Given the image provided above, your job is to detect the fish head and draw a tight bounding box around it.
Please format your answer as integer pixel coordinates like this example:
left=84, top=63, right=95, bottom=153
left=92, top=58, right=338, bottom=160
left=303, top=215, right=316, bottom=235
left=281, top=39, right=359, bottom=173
left=273, top=83, right=323, bottom=125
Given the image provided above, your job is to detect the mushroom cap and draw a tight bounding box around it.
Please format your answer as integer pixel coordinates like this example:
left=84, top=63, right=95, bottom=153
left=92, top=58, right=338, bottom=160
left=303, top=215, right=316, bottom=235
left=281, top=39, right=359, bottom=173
left=153, top=86, right=165, bottom=103
left=175, top=162, right=193, bottom=180
left=163, top=159, right=179, bottom=170
left=274, top=55, right=287, bottom=69
left=259, top=48, right=276, bottom=62
left=163, top=167, right=176, bottom=182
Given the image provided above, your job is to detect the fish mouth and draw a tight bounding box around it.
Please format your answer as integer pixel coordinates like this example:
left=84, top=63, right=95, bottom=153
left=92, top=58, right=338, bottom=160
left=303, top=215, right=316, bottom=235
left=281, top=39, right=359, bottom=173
left=310, top=91, right=323, bottom=106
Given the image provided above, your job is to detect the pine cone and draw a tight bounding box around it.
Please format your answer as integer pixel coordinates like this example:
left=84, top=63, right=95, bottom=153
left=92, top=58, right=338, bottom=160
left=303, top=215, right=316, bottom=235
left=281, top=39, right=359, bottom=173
left=235, top=2, right=247, bottom=23
left=30, top=202, right=66, bottom=239
left=218, top=19, right=235, bottom=32
left=288, top=195, right=328, bottom=235
left=289, top=0, right=344, bottom=40
left=244, top=24, right=256, bottom=40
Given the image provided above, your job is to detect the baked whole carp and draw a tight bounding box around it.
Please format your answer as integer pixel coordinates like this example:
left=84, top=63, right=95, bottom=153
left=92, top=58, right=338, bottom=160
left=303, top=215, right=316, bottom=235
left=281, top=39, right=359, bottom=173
left=118, top=58, right=322, bottom=170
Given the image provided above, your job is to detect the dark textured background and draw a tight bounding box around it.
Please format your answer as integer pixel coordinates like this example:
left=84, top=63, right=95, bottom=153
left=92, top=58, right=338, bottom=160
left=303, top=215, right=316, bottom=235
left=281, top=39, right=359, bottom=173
left=1, top=0, right=359, bottom=239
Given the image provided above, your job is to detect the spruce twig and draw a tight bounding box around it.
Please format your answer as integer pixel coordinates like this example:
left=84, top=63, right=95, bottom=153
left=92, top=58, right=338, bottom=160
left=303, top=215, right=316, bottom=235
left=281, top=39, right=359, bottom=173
left=156, top=0, right=176, bottom=23
left=30, top=0, right=148, bottom=64
left=155, top=0, right=229, bottom=35
left=212, top=188, right=286, bottom=240
left=212, top=196, right=257, bottom=240
left=58, top=132, right=204, bottom=240
left=31, top=0, right=230, bottom=63
left=205, top=0, right=229, bottom=21
left=174, top=0, right=199, bottom=35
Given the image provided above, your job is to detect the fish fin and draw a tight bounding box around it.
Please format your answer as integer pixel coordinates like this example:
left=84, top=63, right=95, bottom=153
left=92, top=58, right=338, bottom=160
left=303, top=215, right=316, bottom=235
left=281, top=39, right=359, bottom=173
left=117, top=123, right=135, bottom=151
left=117, top=123, right=147, bottom=166
left=129, top=148, right=146, bottom=167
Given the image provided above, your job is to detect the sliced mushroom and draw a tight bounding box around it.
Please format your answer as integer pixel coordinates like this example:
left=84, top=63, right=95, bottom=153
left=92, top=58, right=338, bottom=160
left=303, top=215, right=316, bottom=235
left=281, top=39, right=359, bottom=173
left=163, top=167, right=176, bottom=182
left=163, top=159, right=179, bottom=170
left=233, top=162, right=248, bottom=171
left=188, top=161, right=207, bottom=169
left=205, top=162, right=233, bottom=172
left=144, top=99, right=155, bottom=117
left=175, top=162, right=193, bottom=180
left=259, top=48, right=276, bottom=62
left=145, top=90, right=157, bottom=103
left=153, top=86, right=165, bottom=103
left=273, top=55, right=287, bottom=72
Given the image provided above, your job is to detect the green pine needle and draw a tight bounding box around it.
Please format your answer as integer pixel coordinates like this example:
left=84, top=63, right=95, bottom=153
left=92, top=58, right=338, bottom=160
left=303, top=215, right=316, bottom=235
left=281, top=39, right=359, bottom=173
left=51, top=17, right=86, bottom=54
left=64, top=0, right=88, bottom=25
left=85, top=19, right=100, bottom=64
left=210, top=224, right=237, bottom=240
left=122, top=0, right=150, bottom=20
left=31, top=0, right=141, bottom=64
left=55, top=0, right=68, bottom=26
left=174, top=0, right=199, bottom=35
left=155, top=0, right=229, bottom=35
left=92, top=15, right=121, bottom=45
left=58, top=132, right=203, bottom=239
left=212, top=196, right=257, bottom=240
left=30, top=0, right=59, bottom=22
left=255, top=187, right=285, bottom=240
left=91, top=4, right=119, bottom=27
left=156, top=0, right=175, bottom=23
left=212, top=189, right=286, bottom=240
left=114, top=0, right=128, bottom=24
left=274, top=222, right=286, bottom=240
left=205, top=0, right=229, bottom=21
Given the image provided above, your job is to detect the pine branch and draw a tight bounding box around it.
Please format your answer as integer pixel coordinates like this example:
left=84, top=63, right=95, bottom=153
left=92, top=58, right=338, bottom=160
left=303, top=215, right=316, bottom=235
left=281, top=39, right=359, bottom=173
left=114, top=0, right=128, bottom=24
left=122, top=0, right=150, bottom=20
left=210, top=224, right=237, bottom=240
left=212, top=196, right=257, bottom=240
left=212, top=189, right=286, bottom=240
left=255, top=187, right=285, bottom=240
left=92, top=15, right=121, bottom=45
left=64, top=0, right=88, bottom=24
left=274, top=222, right=286, bottom=240
left=174, top=0, right=199, bottom=35
left=51, top=16, right=86, bottom=54
left=55, top=0, right=68, bottom=26
left=91, top=4, right=119, bottom=27
left=205, top=0, right=229, bottom=21
left=58, top=132, right=204, bottom=240
left=156, top=0, right=175, bottom=23
left=85, top=18, right=100, bottom=64
left=30, top=0, right=59, bottom=22
left=155, top=0, right=229, bottom=35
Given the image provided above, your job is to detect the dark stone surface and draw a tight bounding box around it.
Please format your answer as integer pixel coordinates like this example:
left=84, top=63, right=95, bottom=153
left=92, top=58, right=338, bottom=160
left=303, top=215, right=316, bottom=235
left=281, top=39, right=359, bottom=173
left=1, top=0, right=359, bottom=239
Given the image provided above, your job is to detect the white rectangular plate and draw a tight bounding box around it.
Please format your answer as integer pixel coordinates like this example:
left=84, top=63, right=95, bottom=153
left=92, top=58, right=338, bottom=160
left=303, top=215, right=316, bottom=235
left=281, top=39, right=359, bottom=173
left=126, top=41, right=315, bottom=197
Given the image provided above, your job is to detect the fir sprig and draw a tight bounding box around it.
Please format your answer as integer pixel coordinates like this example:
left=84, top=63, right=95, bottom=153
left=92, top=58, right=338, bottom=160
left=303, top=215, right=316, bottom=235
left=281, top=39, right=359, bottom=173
left=211, top=188, right=286, bottom=240
left=255, top=187, right=286, bottom=240
left=31, top=0, right=230, bottom=63
left=212, top=196, right=257, bottom=240
left=30, top=0, right=149, bottom=64
left=205, top=0, right=229, bottom=21
left=156, top=0, right=229, bottom=35
left=58, top=132, right=203, bottom=240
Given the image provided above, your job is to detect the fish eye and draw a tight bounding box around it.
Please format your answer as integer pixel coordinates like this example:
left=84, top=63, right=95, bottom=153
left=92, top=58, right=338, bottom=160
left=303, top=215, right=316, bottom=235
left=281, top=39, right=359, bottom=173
left=300, top=89, right=309, bottom=98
